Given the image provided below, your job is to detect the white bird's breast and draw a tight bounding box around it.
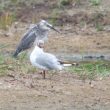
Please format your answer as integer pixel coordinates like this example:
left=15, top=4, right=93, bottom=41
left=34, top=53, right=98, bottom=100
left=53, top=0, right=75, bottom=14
left=30, top=46, right=47, bottom=70
left=30, top=47, right=41, bottom=65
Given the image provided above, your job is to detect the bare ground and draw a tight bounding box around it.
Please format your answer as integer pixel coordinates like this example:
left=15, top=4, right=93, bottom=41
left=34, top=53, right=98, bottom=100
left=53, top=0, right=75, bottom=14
left=0, top=72, right=110, bottom=110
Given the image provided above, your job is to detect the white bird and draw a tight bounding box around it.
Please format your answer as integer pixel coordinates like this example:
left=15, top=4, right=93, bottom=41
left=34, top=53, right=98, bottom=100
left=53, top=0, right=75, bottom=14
left=13, top=20, right=60, bottom=57
left=30, top=40, right=75, bottom=79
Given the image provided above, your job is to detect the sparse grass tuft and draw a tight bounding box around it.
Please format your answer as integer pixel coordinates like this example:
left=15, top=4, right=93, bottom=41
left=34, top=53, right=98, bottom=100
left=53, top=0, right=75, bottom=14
left=49, top=8, right=62, bottom=25
left=0, top=53, right=37, bottom=77
left=0, top=12, right=16, bottom=30
left=11, top=0, right=18, bottom=4
left=0, top=54, right=8, bottom=76
left=90, top=0, right=101, bottom=6
left=60, top=0, right=72, bottom=5
left=0, top=54, right=5, bottom=64
left=92, top=12, right=104, bottom=31
left=95, top=23, right=103, bottom=31
left=58, top=0, right=73, bottom=8
left=68, top=61, right=110, bottom=81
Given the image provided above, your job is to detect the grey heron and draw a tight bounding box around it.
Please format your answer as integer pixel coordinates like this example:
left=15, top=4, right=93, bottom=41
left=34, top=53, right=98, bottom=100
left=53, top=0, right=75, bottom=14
left=30, top=40, right=74, bottom=79
left=13, top=20, right=60, bottom=57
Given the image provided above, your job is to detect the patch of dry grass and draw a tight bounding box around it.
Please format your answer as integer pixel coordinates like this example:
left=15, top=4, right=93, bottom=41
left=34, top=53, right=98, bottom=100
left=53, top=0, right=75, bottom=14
left=0, top=53, right=37, bottom=77
left=0, top=12, right=16, bottom=30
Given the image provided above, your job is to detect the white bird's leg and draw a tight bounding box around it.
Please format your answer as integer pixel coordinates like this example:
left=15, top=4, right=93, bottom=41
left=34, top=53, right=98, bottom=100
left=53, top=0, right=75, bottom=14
left=42, top=70, right=46, bottom=79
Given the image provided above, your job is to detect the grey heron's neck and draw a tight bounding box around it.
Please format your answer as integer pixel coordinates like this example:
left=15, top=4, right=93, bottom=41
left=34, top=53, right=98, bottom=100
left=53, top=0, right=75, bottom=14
left=33, top=25, right=48, bottom=39
left=37, top=24, right=49, bottom=34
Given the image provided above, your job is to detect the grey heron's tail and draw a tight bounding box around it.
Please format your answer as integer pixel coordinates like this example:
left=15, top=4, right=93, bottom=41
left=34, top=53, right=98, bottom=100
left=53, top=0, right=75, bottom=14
left=13, top=52, right=18, bottom=58
left=12, top=49, right=21, bottom=58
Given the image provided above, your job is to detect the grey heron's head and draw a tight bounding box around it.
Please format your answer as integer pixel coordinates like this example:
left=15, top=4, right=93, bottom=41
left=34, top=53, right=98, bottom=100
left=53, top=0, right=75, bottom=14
left=39, top=20, right=60, bottom=33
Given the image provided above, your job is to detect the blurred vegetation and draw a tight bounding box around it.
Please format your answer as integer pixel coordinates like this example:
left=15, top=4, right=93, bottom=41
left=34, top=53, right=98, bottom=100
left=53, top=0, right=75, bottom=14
left=68, top=61, right=110, bottom=81
left=0, top=0, right=43, bottom=10
left=50, top=8, right=61, bottom=25
left=0, top=50, right=110, bottom=81
left=0, top=0, right=107, bottom=32
left=0, top=53, right=37, bottom=76
left=58, top=0, right=73, bottom=7
left=90, top=0, right=101, bottom=6
left=95, top=23, right=103, bottom=31
left=0, top=52, right=110, bottom=81
left=0, top=12, right=16, bottom=29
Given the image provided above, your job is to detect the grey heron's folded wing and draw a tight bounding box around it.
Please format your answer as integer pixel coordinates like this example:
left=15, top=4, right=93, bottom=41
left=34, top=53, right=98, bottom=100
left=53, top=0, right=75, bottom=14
left=13, top=27, right=37, bottom=57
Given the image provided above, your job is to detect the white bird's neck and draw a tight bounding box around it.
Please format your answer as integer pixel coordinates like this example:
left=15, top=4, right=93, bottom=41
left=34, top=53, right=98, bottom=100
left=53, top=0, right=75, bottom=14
left=30, top=45, right=44, bottom=64
left=32, top=46, right=43, bottom=55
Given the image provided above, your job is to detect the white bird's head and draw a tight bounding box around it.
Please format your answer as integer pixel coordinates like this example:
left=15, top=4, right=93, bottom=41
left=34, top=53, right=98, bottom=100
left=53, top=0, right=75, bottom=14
left=38, top=20, right=60, bottom=33
left=37, top=40, right=44, bottom=48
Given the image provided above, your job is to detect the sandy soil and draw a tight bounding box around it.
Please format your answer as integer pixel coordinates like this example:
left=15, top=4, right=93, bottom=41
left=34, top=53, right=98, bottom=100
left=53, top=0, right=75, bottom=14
left=0, top=72, right=110, bottom=110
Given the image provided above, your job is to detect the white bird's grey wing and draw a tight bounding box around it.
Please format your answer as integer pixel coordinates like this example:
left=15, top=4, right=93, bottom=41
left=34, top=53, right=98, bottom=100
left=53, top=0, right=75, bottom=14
left=35, top=53, right=63, bottom=70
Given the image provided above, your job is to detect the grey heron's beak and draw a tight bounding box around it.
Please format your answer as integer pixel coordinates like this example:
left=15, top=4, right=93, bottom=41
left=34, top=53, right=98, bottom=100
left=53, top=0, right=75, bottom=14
left=47, top=24, right=60, bottom=33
